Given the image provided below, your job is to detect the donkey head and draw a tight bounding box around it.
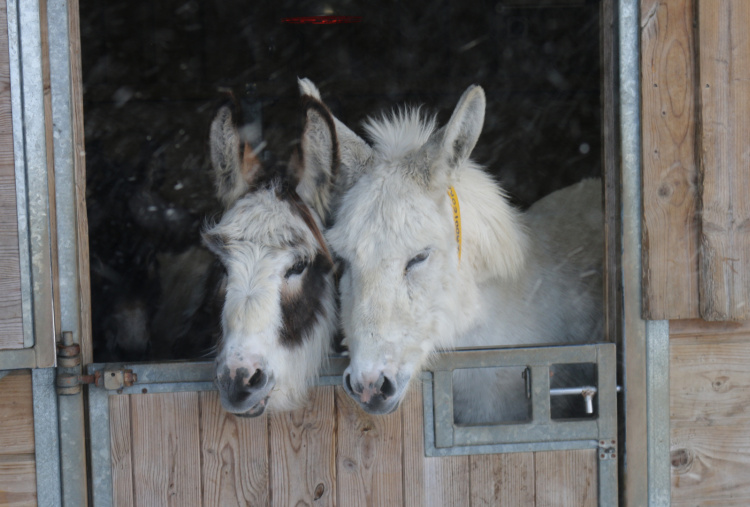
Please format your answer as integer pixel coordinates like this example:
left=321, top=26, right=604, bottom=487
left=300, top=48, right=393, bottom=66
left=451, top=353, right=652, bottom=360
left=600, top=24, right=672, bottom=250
left=325, top=86, right=527, bottom=414
left=203, top=85, right=340, bottom=416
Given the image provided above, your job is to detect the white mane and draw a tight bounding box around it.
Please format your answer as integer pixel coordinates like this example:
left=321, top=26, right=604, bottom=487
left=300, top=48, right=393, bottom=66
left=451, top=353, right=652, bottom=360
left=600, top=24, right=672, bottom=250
left=363, top=108, right=437, bottom=161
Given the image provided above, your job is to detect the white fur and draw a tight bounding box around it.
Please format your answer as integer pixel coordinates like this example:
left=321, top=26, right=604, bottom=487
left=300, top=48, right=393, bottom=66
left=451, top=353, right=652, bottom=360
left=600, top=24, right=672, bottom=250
left=206, top=101, right=339, bottom=415
left=323, top=85, right=603, bottom=422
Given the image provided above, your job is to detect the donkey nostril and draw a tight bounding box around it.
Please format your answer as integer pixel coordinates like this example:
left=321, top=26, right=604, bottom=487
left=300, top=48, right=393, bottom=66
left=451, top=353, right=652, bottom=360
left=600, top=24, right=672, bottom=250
left=248, top=368, right=264, bottom=388
left=344, top=373, right=355, bottom=394
left=380, top=376, right=395, bottom=398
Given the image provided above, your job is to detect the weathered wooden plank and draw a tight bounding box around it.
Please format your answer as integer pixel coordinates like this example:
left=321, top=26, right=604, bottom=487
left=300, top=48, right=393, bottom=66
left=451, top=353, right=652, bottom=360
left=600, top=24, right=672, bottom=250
left=269, top=386, right=335, bottom=507
left=336, top=386, right=403, bottom=507
left=67, top=0, right=92, bottom=365
left=110, top=396, right=134, bottom=507
left=0, top=371, right=34, bottom=455
left=130, top=392, right=202, bottom=506
left=670, top=318, right=750, bottom=338
left=0, top=454, right=37, bottom=507
left=200, top=391, right=269, bottom=507
left=0, top=0, right=23, bottom=350
left=640, top=0, right=700, bottom=319
left=671, top=332, right=750, bottom=427
left=534, top=449, right=597, bottom=507
left=401, top=382, right=470, bottom=507
left=469, top=453, right=535, bottom=507
left=697, top=0, right=750, bottom=321
left=601, top=0, right=622, bottom=343
left=671, top=425, right=750, bottom=505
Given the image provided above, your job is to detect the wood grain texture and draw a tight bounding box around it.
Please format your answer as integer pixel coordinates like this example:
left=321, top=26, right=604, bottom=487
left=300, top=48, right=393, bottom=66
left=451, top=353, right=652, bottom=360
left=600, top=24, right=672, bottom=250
left=697, top=0, right=750, bottom=320
left=534, top=450, right=597, bottom=507
left=672, top=425, right=750, bottom=505
left=0, top=454, right=37, bottom=507
left=401, top=383, right=470, bottom=507
left=470, top=453, right=535, bottom=507
left=67, top=0, right=92, bottom=365
left=671, top=332, right=750, bottom=426
left=0, top=0, right=23, bottom=350
left=670, top=321, right=750, bottom=504
left=269, top=386, right=335, bottom=507
left=110, top=395, right=134, bottom=507
left=130, top=392, right=202, bottom=507
left=0, top=371, right=35, bottom=455
left=200, top=391, right=269, bottom=507
left=335, top=386, right=403, bottom=507
left=640, top=0, right=700, bottom=319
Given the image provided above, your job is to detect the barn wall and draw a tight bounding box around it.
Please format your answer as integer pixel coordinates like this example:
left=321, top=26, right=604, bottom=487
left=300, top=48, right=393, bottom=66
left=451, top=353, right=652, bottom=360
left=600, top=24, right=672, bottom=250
left=0, top=371, right=37, bottom=506
left=641, top=0, right=750, bottom=321
left=641, top=0, right=750, bottom=504
left=107, top=384, right=598, bottom=506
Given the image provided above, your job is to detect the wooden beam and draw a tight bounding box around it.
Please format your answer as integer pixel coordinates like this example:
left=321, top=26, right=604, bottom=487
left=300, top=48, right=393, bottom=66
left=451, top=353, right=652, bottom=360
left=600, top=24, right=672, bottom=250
left=697, top=0, right=750, bottom=320
left=641, top=0, right=700, bottom=319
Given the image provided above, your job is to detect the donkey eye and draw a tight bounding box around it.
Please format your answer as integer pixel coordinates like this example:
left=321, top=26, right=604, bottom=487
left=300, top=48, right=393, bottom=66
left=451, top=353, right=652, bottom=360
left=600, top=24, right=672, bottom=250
left=285, top=260, right=308, bottom=279
left=405, top=252, right=429, bottom=272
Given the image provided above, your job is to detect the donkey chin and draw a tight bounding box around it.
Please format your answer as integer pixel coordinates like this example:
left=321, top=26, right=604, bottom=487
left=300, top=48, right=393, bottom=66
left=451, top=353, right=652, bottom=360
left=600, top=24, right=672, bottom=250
left=216, top=365, right=277, bottom=417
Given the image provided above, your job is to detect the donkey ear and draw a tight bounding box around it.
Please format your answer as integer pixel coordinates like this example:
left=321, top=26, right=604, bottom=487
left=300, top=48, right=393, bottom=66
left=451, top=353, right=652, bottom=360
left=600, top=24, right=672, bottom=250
left=441, top=85, right=485, bottom=171
left=210, top=106, right=260, bottom=209
left=296, top=96, right=338, bottom=223
left=297, top=78, right=373, bottom=224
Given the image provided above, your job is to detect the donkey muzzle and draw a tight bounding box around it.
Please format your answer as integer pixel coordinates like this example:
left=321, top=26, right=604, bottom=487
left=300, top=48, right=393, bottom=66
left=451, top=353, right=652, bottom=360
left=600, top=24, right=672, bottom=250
left=216, top=365, right=276, bottom=417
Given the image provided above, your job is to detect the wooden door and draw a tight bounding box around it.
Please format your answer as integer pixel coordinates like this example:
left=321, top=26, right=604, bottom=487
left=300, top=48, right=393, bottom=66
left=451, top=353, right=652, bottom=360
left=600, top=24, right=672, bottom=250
left=105, top=384, right=598, bottom=506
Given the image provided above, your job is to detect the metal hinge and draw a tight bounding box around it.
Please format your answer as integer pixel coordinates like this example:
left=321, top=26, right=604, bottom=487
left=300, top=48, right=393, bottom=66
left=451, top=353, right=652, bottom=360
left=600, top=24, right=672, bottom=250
left=56, top=331, right=137, bottom=394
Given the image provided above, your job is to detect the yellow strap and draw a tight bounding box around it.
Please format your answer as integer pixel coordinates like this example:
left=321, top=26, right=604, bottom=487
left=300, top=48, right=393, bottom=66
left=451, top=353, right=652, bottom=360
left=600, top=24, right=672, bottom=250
left=447, top=186, right=461, bottom=262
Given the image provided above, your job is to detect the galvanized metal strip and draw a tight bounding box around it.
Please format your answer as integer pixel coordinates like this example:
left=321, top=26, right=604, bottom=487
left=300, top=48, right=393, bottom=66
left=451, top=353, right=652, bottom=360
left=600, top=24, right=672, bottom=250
left=46, top=1, right=90, bottom=505
left=88, top=384, right=114, bottom=507
left=596, top=343, right=618, bottom=440
left=598, top=450, right=619, bottom=507
left=32, top=368, right=62, bottom=507
left=647, top=320, right=670, bottom=506
left=452, top=420, right=600, bottom=447
left=619, top=0, right=656, bottom=505
left=47, top=0, right=79, bottom=357
left=87, top=357, right=350, bottom=386
left=530, top=364, right=551, bottom=422
left=0, top=347, right=35, bottom=369
left=433, top=370, right=455, bottom=448
left=426, top=437, right=600, bottom=458
left=8, top=0, right=55, bottom=366
left=430, top=343, right=599, bottom=371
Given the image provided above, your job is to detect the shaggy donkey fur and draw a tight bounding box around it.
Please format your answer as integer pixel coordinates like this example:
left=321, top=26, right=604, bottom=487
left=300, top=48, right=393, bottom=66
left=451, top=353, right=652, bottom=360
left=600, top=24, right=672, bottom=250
left=311, top=83, right=603, bottom=423
left=203, top=84, right=343, bottom=416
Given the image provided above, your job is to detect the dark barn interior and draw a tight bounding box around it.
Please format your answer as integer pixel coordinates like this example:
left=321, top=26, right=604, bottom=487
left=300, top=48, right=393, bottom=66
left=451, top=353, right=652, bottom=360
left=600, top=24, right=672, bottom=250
left=80, top=0, right=602, bottom=362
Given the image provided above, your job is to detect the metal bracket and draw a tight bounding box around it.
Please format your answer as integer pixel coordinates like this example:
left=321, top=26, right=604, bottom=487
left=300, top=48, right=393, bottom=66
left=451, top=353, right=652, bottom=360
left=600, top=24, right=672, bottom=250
left=56, top=334, right=137, bottom=394
left=599, top=439, right=617, bottom=460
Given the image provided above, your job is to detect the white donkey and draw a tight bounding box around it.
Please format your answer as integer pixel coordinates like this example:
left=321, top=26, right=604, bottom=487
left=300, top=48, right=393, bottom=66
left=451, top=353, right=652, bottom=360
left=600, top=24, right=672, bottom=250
left=203, top=81, right=343, bottom=416
left=313, top=84, right=602, bottom=423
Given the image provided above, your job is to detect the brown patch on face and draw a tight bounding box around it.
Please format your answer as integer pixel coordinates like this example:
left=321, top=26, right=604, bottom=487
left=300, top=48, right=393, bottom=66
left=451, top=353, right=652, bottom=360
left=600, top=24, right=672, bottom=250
left=280, top=252, right=333, bottom=348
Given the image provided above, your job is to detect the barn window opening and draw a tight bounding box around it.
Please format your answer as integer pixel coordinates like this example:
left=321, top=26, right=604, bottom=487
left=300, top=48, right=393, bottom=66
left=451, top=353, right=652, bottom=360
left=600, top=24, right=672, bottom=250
left=80, top=0, right=604, bottom=364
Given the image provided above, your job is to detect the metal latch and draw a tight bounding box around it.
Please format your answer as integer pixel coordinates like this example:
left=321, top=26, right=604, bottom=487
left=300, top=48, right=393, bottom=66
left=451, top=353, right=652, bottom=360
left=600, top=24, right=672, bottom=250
left=56, top=332, right=137, bottom=394
left=57, top=369, right=138, bottom=393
